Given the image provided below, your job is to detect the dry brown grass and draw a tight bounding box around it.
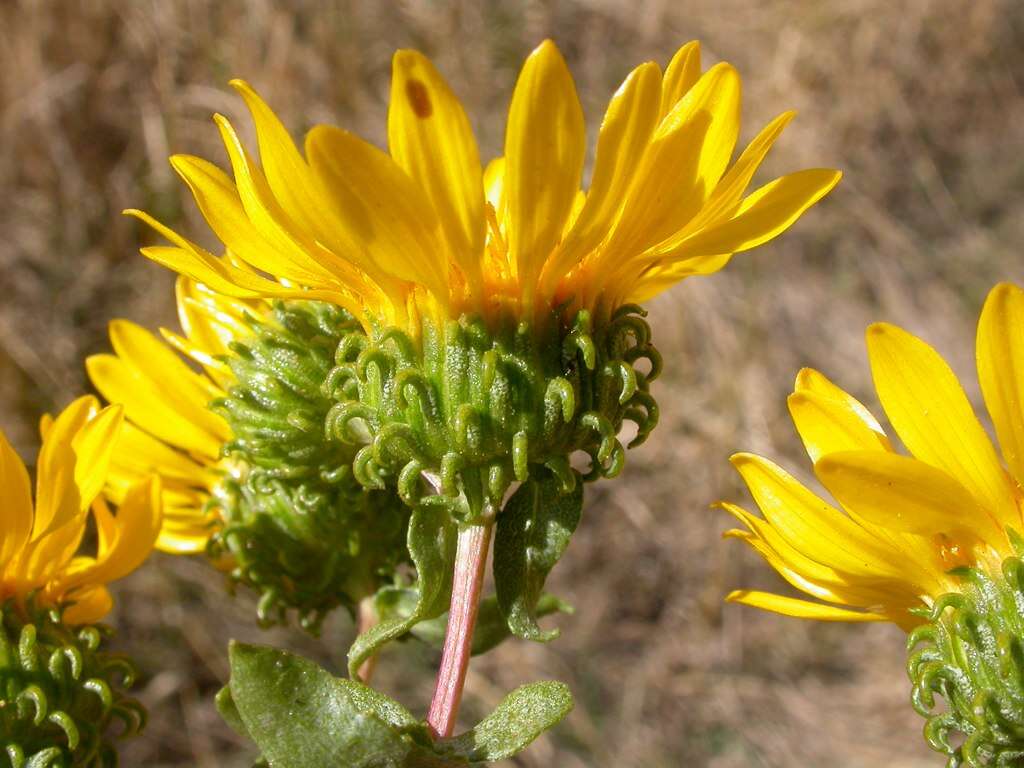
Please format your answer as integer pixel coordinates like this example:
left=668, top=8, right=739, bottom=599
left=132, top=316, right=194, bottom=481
left=3, top=1, right=1024, bottom=765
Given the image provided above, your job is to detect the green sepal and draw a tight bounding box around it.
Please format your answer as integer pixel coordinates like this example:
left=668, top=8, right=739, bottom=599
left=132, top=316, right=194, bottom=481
left=493, top=468, right=583, bottom=641
left=410, top=595, right=573, bottom=656
left=223, top=643, right=572, bottom=767
left=347, top=506, right=457, bottom=678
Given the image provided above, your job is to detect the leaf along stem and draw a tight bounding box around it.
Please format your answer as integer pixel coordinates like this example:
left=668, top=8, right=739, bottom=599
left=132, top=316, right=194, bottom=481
left=426, top=519, right=495, bottom=738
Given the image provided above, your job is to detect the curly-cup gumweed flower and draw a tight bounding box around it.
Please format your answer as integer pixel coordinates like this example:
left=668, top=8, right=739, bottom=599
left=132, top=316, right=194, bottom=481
left=721, top=282, right=1024, bottom=767
left=0, top=395, right=159, bottom=763
left=127, top=39, right=839, bottom=517
left=2, top=395, right=160, bottom=623
left=87, top=276, right=410, bottom=631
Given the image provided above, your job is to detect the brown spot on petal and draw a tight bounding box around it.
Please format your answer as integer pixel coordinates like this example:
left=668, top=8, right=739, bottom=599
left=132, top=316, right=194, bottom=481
left=406, top=79, right=433, bottom=118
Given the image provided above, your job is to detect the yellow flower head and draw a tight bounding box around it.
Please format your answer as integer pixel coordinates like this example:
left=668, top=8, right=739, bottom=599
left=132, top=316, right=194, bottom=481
left=87, top=277, right=253, bottom=555
left=722, top=282, right=1024, bottom=630
left=0, top=396, right=161, bottom=625
left=128, top=40, right=840, bottom=334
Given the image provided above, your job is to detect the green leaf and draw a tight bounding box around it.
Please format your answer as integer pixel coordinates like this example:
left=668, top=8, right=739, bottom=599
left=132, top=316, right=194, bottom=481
left=215, top=684, right=250, bottom=739
left=348, top=505, right=457, bottom=677
left=228, top=641, right=429, bottom=768
left=442, top=681, right=573, bottom=762
left=411, top=595, right=573, bottom=655
left=493, top=468, right=583, bottom=641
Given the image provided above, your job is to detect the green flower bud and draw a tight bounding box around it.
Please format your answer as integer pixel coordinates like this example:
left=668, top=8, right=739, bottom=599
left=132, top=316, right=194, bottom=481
left=908, top=556, right=1024, bottom=767
left=0, top=601, right=144, bottom=767
left=94, top=285, right=411, bottom=634
left=324, top=306, right=660, bottom=518
left=208, top=300, right=412, bottom=632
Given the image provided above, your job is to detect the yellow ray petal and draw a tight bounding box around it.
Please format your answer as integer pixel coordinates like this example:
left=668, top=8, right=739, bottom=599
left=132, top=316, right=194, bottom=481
left=111, top=421, right=216, bottom=486
left=652, top=168, right=841, bottom=263
left=33, top=397, right=109, bottom=541
left=61, top=586, right=114, bottom=625
left=659, top=41, right=701, bottom=117
left=788, top=369, right=892, bottom=463
left=230, top=80, right=339, bottom=250
left=504, top=39, right=585, bottom=307
left=724, top=525, right=912, bottom=609
left=624, top=254, right=732, bottom=303
left=213, top=117, right=362, bottom=288
left=867, top=322, right=1019, bottom=527
left=0, top=428, right=33, bottom=567
left=86, top=353, right=222, bottom=460
left=109, top=320, right=227, bottom=433
left=671, top=110, right=796, bottom=240
left=730, top=453, right=900, bottom=577
left=389, top=49, right=485, bottom=294
left=127, top=208, right=360, bottom=311
left=169, top=154, right=334, bottom=289
left=977, top=282, right=1024, bottom=487
left=719, top=502, right=904, bottom=606
left=815, top=450, right=1004, bottom=543
left=483, top=157, right=505, bottom=213
left=600, top=62, right=742, bottom=266
left=17, top=507, right=88, bottom=586
left=156, top=526, right=213, bottom=554
left=545, top=61, right=662, bottom=293
left=726, top=590, right=888, bottom=621
left=305, top=124, right=449, bottom=304
left=63, top=478, right=161, bottom=591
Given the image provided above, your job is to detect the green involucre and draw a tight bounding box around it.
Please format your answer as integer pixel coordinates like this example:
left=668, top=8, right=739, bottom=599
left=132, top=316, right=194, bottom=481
left=908, top=556, right=1024, bottom=767
left=0, top=601, right=145, bottom=768
left=325, top=305, right=661, bottom=519
left=205, top=300, right=411, bottom=632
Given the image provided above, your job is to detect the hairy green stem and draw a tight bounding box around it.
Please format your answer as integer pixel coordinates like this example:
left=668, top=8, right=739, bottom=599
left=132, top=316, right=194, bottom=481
left=426, top=519, right=494, bottom=738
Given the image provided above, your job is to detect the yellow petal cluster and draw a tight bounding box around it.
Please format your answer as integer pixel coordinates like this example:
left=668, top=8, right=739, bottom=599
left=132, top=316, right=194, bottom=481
left=87, top=277, right=257, bottom=554
left=0, top=396, right=161, bottom=624
left=722, top=283, right=1024, bottom=629
left=129, top=40, right=840, bottom=333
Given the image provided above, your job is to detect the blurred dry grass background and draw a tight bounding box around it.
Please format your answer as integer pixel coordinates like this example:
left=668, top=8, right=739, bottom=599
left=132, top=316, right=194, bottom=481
left=2, top=0, right=1024, bottom=765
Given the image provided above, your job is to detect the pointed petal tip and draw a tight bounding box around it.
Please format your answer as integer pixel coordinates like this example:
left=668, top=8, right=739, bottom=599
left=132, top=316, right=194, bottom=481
left=529, top=38, right=566, bottom=65
left=393, top=48, right=427, bottom=67
left=987, top=281, right=1022, bottom=302
left=793, top=367, right=820, bottom=391
left=728, top=451, right=759, bottom=468
left=228, top=78, right=256, bottom=96
left=865, top=321, right=902, bottom=345
left=721, top=529, right=752, bottom=541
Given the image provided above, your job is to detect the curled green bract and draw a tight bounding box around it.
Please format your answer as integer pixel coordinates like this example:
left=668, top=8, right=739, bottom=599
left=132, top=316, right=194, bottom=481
left=205, top=300, right=411, bottom=632
left=0, top=601, right=145, bottom=768
left=325, top=306, right=661, bottom=519
left=907, top=556, right=1024, bottom=767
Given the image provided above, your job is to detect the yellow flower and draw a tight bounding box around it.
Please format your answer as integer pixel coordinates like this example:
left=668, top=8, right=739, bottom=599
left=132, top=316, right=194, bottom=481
left=721, top=282, right=1024, bottom=630
left=0, top=396, right=161, bottom=625
left=87, top=277, right=249, bottom=555
left=127, top=40, right=840, bottom=333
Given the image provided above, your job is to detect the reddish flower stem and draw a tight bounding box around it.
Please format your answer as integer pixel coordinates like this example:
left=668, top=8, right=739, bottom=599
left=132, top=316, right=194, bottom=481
left=426, top=521, right=494, bottom=738
left=356, top=597, right=379, bottom=684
